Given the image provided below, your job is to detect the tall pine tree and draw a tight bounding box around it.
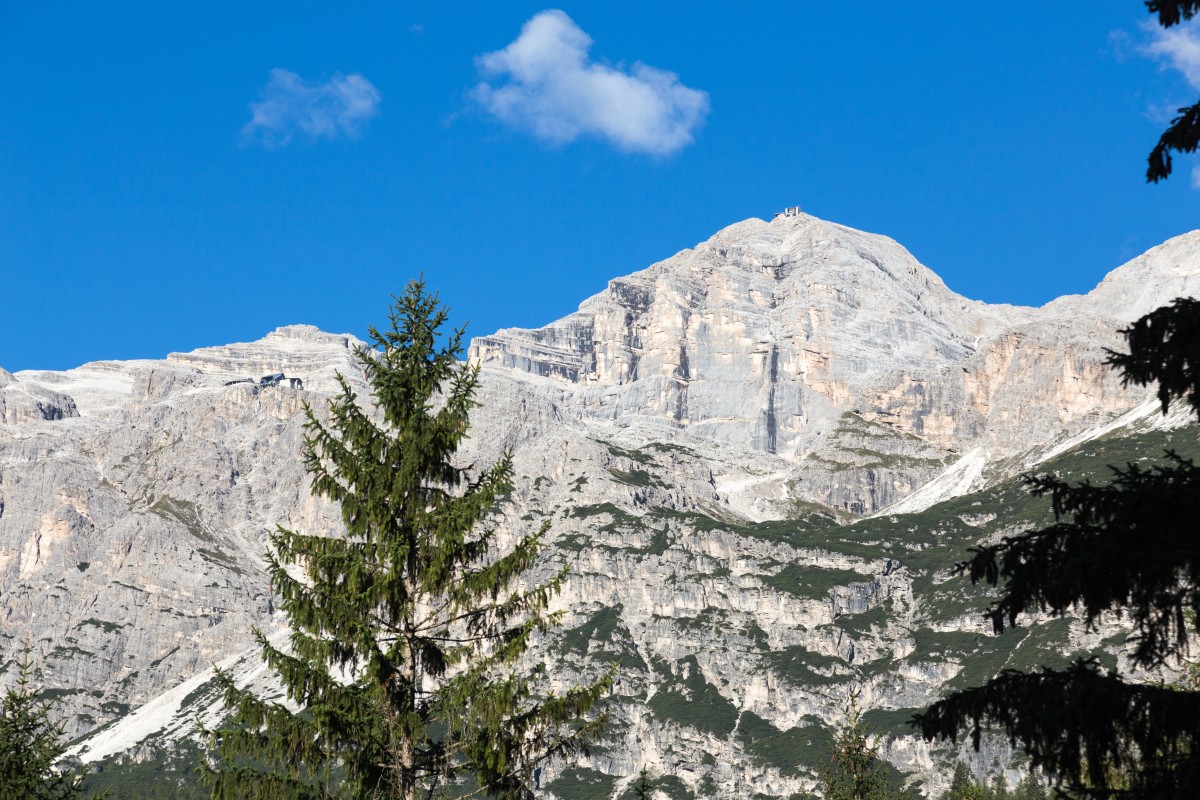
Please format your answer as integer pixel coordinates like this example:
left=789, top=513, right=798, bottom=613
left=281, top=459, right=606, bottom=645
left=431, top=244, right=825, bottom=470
left=206, top=280, right=610, bottom=800
left=916, top=298, right=1200, bottom=797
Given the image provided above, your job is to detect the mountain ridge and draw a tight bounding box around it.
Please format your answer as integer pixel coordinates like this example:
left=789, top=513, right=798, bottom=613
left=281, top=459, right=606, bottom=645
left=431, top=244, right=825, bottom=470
left=1, top=212, right=1197, bottom=797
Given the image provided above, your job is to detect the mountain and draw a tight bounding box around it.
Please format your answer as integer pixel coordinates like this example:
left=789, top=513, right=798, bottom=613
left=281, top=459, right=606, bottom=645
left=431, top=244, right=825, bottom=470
left=2, top=212, right=1197, bottom=798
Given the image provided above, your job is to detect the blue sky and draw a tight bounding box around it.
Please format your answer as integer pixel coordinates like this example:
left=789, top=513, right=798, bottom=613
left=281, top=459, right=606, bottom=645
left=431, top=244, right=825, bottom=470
left=3, top=2, right=1199, bottom=371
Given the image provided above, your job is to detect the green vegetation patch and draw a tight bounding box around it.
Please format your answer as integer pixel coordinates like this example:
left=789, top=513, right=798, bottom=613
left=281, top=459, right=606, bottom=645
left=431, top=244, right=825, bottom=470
left=561, top=605, right=624, bottom=656
left=49, top=645, right=95, bottom=660
left=647, top=441, right=696, bottom=457
left=762, top=564, right=873, bottom=600
left=567, top=502, right=642, bottom=536
left=148, top=645, right=181, bottom=669
left=762, top=646, right=847, bottom=688
left=76, top=618, right=127, bottom=634
left=81, top=739, right=209, bottom=800
left=196, top=546, right=247, bottom=575
left=860, top=706, right=924, bottom=737
left=179, top=675, right=222, bottom=711
left=739, top=711, right=834, bottom=775
left=651, top=774, right=695, bottom=799
left=674, top=607, right=730, bottom=634
left=148, top=495, right=214, bottom=543
left=608, top=466, right=667, bottom=489
left=546, top=766, right=617, bottom=800
left=647, top=655, right=738, bottom=738
left=602, top=442, right=656, bottom=465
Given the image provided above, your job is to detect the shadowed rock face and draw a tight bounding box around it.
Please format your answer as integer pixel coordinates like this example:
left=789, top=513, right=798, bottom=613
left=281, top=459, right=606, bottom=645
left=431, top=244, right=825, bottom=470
left=1, top=216, right=1198, bottom=796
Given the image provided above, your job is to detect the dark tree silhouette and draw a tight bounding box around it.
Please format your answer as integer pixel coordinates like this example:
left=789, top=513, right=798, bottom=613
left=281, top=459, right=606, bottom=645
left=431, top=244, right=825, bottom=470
left=1145, top=2, right=1200, bottom=181
left=916, top=298, right=1200, bottom=797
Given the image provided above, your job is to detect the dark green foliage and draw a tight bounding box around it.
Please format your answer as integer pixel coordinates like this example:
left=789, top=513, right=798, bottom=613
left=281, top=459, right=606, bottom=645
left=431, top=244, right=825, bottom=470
left=917, top=300, right=1200, bottom=797
left=560, top=606, right=623, bottom=656
left=624, top=767, right=654, bottom=800
left=942, top=763, right=985, bottom=800
left=1011, top=776, right=1048, bottom=800
left=608, top=467, right=665, bottom=489
left=603, top=443, right=655, bottom=466
left=646, top=655, right=738, bottom=738
left=738, top=711, right=831, bottom=776
left=936, top=763, right=1046, bottom=800
left=0, top=649, right=97, bottom=800
left=1108, top=298, right=1200, bottom=417
left=81, top=741, right=207, bottom=800
left=763, top=646, right=847, bottom=688
left=648, top=774, right=693, bottom=799
left=543, top=766, right=617, bottom=800
left=205, top=281, right=609, bottom=800
left=1144, top=2, right=1200, bottom=181
left=819, top=694, right=895, bottom=800
left=761, top=564, right=872, bottom=600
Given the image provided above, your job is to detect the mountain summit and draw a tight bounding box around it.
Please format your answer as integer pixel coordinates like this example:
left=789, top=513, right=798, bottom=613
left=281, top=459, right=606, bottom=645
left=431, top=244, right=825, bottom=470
left=468, top=213, right=1196, bottom=514
left=1, top=212, right=1197, bottom=797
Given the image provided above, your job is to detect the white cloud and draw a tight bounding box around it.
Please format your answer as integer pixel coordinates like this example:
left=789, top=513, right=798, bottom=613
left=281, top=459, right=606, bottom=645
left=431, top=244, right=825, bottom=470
left=1142, top=18, right=1200, bottom=90
left=244, top=69, right=381, bottom=148
left=471, top=10, right=709, bottom=155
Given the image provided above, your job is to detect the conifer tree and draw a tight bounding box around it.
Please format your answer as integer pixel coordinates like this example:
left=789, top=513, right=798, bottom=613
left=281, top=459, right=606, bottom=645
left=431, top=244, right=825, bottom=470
left=206, top=280, right=610, bottom=800
left=916, top=298, right=1200, bottom=796
left=820, top=693, right=893, bottom=800
left=0, top=648, right=96, bottom=800
left=632, top=766, right=654, bottom=800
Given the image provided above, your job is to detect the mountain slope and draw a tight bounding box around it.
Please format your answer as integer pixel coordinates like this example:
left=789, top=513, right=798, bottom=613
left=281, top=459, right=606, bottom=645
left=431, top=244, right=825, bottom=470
left=1, top=213, right=1197, bottom=797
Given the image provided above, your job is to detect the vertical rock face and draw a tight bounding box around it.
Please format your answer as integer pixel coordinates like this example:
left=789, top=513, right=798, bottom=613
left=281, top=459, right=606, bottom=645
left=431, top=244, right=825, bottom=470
left=2, top=214, right=1198, bottom=797
left=472, top=215, right=1010, bottom=461
left=469, top=215, right=1195, bottom=513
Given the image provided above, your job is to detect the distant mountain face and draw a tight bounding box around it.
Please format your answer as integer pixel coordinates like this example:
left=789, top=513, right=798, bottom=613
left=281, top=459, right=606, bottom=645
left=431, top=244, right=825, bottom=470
left=2, top=214, right=1198, bottom=798
left=469, top=215, right=1199, bottom=515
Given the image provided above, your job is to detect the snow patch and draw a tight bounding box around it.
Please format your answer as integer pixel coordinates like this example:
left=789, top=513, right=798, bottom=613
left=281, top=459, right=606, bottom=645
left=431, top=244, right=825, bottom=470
left=873, top=448, right=987, bottom=517
left=66, top=629, right=289, bottom=764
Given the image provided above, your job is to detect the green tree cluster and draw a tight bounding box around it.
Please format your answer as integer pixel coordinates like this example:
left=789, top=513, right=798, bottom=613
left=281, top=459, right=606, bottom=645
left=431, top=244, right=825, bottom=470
left=916, top=297, right=1200, bottom=796
left=205, top=281, right=610, bottom=800
left=938, top=763, right=1046, bottom=800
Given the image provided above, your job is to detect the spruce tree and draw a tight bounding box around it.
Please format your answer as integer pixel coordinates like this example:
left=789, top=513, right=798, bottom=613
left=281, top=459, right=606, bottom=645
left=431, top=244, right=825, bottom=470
left=916, top=298, right=1200, bottom=796
left=820, top=693, right=893, bottom=800
left=205, top=280, right=610, bottom=800
left=0, top=648, right=95, bottom=800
